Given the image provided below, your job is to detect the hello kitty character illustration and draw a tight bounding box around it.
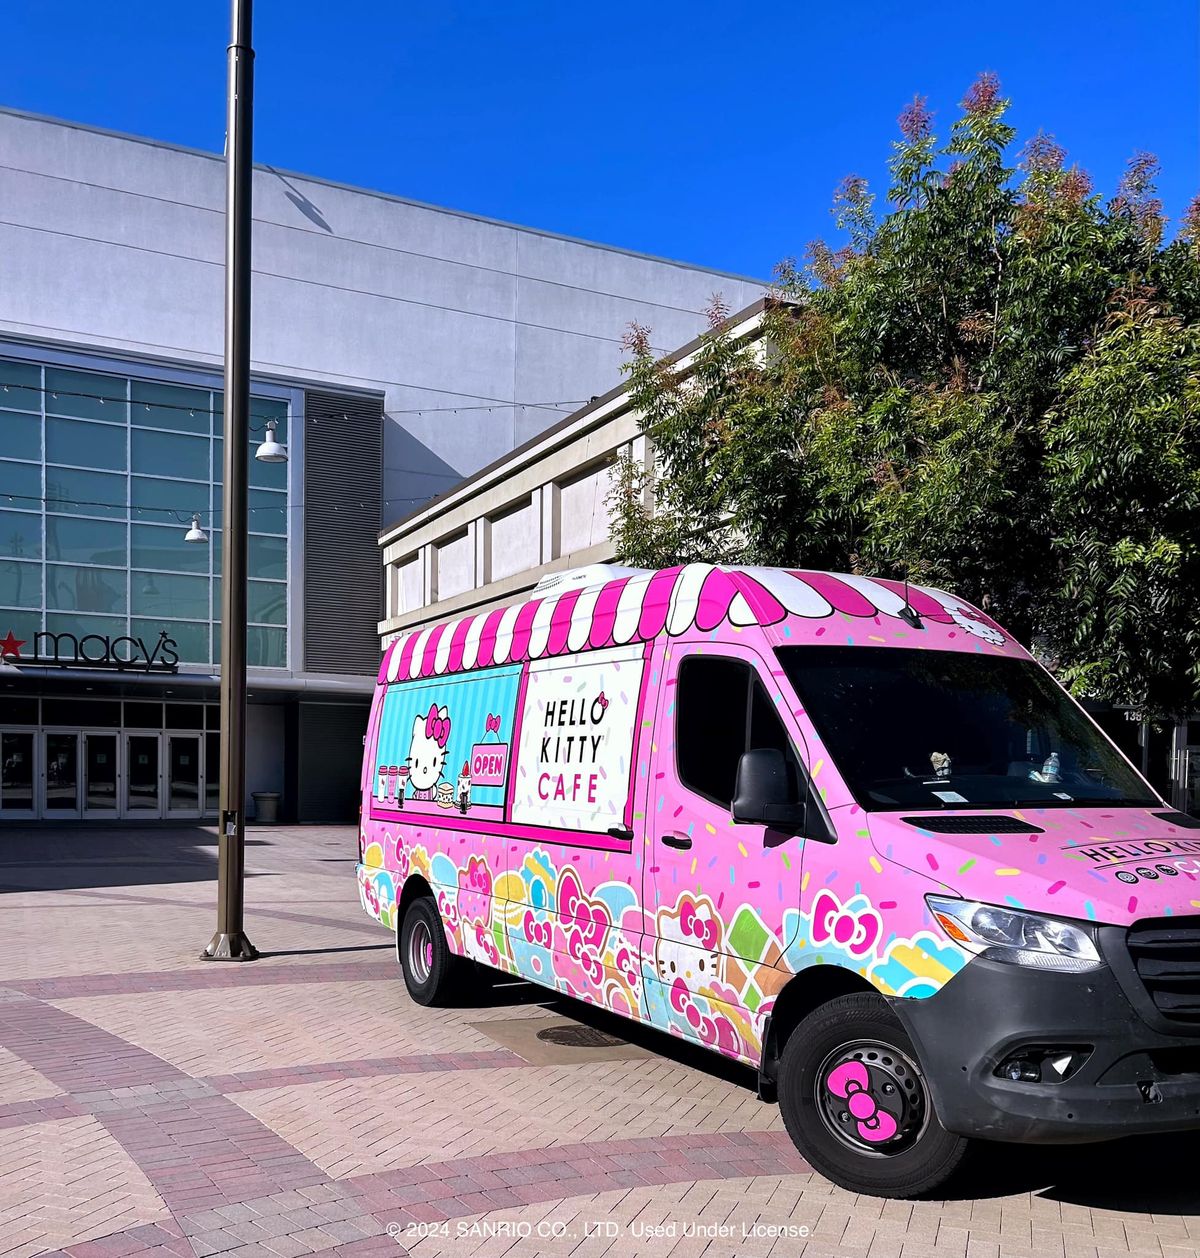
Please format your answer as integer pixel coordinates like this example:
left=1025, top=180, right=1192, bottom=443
left=945, top=600, right=1005, bottom=646
left=407, top=703, right=451, bottom=802
left=655, top=895, right=723, bottom=991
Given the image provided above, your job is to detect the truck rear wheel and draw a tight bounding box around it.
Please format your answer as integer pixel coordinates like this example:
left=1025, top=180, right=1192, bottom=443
left=399, top=896, right=463, bottom=1006
left=777, top=992, right=974, bottom=1198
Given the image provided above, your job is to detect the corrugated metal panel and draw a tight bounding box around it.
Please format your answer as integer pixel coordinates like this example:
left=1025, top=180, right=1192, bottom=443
left=297, top=701, right=369, bottom=821
left=304, top=390, right=384, bottom=674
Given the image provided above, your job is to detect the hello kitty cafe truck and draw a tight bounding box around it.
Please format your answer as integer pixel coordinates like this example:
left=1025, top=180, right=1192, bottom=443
left=356, top=563, right=1200, bottom=1197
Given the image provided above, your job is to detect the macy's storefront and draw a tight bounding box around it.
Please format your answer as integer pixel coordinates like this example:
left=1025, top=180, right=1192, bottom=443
left=0, top=619, right=370, bottom=824
left=1, top=622, right=224, bottom=820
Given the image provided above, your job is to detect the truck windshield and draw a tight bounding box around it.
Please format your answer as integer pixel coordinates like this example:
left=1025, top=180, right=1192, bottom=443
left=776, top=646, right=1157, bottom=811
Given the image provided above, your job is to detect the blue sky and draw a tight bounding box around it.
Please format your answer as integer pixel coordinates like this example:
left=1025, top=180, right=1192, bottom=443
left=6, top=1, right=1198, bottom=280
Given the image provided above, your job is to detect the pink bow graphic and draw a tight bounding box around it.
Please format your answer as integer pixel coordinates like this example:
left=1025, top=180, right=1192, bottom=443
left=424, top=704, right=451, bottom=748
left=463, top=855, right=490, bottom=894
left=811, top=889, right=882, bottom=957
left=485, top=713, right=501, bottom=735
left=558, top=867, right=609, bottom=949
left=522, top=910, right=552, bottom=948
left=596, top=692, right=609, bottom=711
left=679, top=899, right=718, bottom=950
left=825, top=1061, right=898, bottom=1144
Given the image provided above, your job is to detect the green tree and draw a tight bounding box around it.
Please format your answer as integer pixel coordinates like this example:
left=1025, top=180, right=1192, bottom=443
left=609, top=74, right=1200, bottom=716
left=1044, top=296, right=1200, bottom=713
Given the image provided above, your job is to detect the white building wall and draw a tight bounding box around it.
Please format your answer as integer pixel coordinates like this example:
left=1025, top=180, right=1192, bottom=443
left=0, top=108, right=764, bottom=530
left=557, top=461, right=616, bottom=555
left=377, top=303, right=772, bottom=637
left=434, top=529, right=474, bottom=601
left=489, top=498, right=541, bottom=581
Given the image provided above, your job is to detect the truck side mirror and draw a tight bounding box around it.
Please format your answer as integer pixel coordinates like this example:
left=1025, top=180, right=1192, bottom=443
left=732, top=748, right=807, bottom=828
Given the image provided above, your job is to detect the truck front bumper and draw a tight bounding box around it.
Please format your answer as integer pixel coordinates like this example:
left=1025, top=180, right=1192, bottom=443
left=891, top=948, right=1200, bottom=1144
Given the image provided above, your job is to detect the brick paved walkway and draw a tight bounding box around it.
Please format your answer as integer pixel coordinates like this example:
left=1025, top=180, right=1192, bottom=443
left=1, top=826, right=1198, bottom=1258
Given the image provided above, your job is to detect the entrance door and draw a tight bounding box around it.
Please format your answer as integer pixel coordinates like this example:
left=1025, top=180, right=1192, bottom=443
left=0, top=731, right=37, bottom=819
left=83, top=732, right=119, bottom=817
left=43, top=732, right=80, bottom=816
left=166, top=734, right=202, bottom=817
left=125, top=733, right=160, bottom=814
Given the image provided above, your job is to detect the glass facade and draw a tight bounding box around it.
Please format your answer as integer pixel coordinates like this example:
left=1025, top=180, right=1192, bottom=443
left=0, top=695, right=220, bottom=819
left=0, top=357, right=290, bottom=668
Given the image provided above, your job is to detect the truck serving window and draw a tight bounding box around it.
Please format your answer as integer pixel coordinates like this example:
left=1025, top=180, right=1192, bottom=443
left=777, top=646, right=1156, bottom=811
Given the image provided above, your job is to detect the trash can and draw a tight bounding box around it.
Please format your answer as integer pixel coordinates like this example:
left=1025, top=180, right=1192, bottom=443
left=252, top=791, right=281, bottom=824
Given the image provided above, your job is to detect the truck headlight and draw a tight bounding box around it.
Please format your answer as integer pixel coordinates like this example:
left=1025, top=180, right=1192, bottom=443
left=926, top=896, right=1102, bottom=973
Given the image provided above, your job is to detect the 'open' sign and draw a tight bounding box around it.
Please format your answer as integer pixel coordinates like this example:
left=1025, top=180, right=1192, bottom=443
left=471, top=742, right=509, bottom=788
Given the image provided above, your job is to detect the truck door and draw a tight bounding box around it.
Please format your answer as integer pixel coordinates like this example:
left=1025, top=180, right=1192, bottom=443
left=644, top=638, right=812, bottom=1063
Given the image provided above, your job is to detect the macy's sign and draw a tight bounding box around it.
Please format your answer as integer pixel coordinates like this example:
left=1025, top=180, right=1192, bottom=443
left=0, top=627, right=179, bottom=673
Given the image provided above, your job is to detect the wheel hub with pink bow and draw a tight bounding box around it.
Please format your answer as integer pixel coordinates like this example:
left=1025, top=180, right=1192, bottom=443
left=816, top=1040, right=929, bottom=1156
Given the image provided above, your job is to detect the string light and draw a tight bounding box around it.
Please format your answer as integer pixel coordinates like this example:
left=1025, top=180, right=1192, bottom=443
left=0, top=378, right=585, bottom=424
left=254, top=418, right=287, bottom=463
left=1, top=489, right=431, bottom=516
left=183, top=514, right=209, bottom=544
left=2, top=381, right=589, bottom=528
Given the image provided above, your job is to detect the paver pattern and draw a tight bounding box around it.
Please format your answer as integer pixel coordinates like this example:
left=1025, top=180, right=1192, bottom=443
left=1, top=824, right=1198, bottom=1258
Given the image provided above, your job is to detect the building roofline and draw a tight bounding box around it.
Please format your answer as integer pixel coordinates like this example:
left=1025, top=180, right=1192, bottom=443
left=377, top=294, right=793, bottom=542
left=0, top=106, right=766, bottom=288
left=0, top=327, right=385, bottom=402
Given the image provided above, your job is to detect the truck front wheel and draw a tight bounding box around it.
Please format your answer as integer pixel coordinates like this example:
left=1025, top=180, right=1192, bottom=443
left=777, top=992, right=974, bottom=1198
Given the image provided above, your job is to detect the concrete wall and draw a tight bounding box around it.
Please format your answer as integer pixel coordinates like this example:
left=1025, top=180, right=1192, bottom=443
left=246, top=702, right=285, bottom=811
left=558, top=461, right=616, bottom=554
left=377, top=304, right=772, bottom=638
left=0, top=108, right=764, bottom=531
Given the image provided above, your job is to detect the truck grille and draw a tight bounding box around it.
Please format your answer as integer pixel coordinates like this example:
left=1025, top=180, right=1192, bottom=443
left=1126, top=918, right=1200, bottom=1023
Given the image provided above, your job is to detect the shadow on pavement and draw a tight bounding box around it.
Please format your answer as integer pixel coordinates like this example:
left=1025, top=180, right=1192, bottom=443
left=542, top=989, right=761, bottom=1089
left=1047, top=1132, right=1200, bottom=1212
left=463, top=975, right=760, bottom=1089
left=257, top=943, right=393, bottom=958
left=0, top=824, right=245, bottom=892
left=461, top=976, right=1200, bottom=1211
left=440, top=975, right=557, bottom=1012
left=953, top=1131, right=1200, bottom=1210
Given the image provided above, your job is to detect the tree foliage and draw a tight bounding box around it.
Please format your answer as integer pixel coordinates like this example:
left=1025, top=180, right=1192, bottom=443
left=609, top=74, right=1200, bottom=717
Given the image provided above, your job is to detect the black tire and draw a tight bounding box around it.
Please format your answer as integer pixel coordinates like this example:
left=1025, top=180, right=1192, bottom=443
left=399, top=896, right=463, bottom=1006
left=777, top=992, right=974, bottom=1198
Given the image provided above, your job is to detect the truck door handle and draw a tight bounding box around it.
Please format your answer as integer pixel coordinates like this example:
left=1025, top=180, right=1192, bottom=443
left=661, top=834, right=692, bottom=850
left=606, top=825, right=634, bottom=841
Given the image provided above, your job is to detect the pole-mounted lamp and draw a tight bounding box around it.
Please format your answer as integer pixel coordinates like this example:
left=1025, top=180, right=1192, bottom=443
left=203, top=0, right=258, bottom=962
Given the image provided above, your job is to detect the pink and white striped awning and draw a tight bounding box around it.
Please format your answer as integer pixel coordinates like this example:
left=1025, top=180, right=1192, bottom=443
left=377, top=564, right=1009, bottom=684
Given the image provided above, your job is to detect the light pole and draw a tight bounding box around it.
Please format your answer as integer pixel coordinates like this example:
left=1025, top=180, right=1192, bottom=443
left=203, top=0, right=257, bottom=961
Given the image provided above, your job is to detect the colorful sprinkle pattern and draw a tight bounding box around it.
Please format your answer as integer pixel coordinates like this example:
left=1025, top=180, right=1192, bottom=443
left=358, top=564, right=1194, bottom=1070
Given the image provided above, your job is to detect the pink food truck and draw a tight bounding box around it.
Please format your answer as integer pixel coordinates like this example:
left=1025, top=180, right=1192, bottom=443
left=357, top=563, right=1200, bottom=1197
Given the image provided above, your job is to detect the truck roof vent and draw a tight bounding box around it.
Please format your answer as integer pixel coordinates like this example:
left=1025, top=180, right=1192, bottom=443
left=1152, top=811, right=1200, bottom=829
left=902, top=815, right=1046, bottom=834
left=532, top=564, right=649, bottom=596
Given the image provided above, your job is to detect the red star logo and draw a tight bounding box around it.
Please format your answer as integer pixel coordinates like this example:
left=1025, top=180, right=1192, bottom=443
left=0, top=630, right=25, bottom=661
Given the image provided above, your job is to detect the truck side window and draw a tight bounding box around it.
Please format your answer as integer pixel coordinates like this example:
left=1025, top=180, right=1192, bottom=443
left=677, top=656, right=802, bottom=809
left=677, top=656, right=748, bottom=807
left=749, top=674, right=793, bottom=761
